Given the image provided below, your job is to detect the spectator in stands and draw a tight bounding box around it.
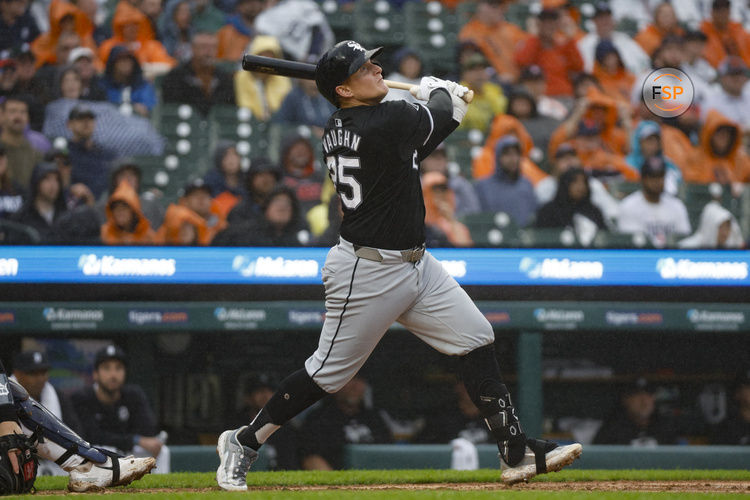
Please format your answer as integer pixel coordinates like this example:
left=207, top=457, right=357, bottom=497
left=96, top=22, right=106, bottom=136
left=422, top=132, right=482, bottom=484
left=381, top=47, right=422, bottom=105
left=57, top=66, right=85, bottom=100
left=226, top=157, right=280, bottom=224
left=420, top=144, right=480, bottom=218
left=422, top=171, right=472, bottom=247
left=217, top=0, right=265, bottom=62
left=204, top=141, right=245, bottom=198
left=0, top=46, right=48, bottom=131
left=418, top=381, right=493, bottom=444
left=700, top=0, right=750, bottom=69
left=517, top=64, right=568, bottom=121
left=0, top=144, right=24, bottom=218
left=626, top=121, right=683, bottom=196
left=535, top=167, right=606, bottom=245
left=681, top=30, right=718, bottom=106
left=100, top=158, right=164, bottom=228
left=505, top=89, right=559, bottom=159
left=100, top=46, right=157, bottom=117
left=474, top=135, right=537, bottom=227
left=230, top=374, right=299, bottom=470
left=617, top=156, right=691, bottom=248
left=179, top=178, right=226, bottom=243
left=158, top=0, right=192, bottom=63
left=515, top=7, right=583, bottom=98
left=577, top=1, right=650, bottom=76
left=138, top=0, right=164, bottom=39
left=162, top=31, right=236, bottom=115
left=592, top=40, right=634, bottom=103
left=0, top=95, right=46, bottom=186
left=190, top=0, right=226, bottom=33
left=701, top=57, right=750, bottom=131
left=69, top=47, right=107, bottom=101
left=299, top=375, right=391, bottom=470
left=679, top=201, right=744, bottom=249
left=686, top=110, right=750, bottom=184
left=66, top=104, right=118, bottom=199
left=71, top=345, right=170, bottom=472
left=253, top=0, right=334, bottom=63
left=213, top=185, right=308, bottom=246
left=0, top=0, right=40, bottom=52
left=633, top=2, right=684, bottom=58
left=33, top=32, right=86, bottom=102
left=458, top=0, right=529, bottom=83
left=594, top=377, right=678, bottom=446
left=74, top=0, right=108, bottom=44
left=156, top=203, right=210, bottom=245
left=11, top=162, right=67, bottom=241
left=272, top=79, right=335, bottom=130
left=457, top=53, right=507, bottom=133
left=99, top=1, right=175, bottom=80
left=279, top=134, right=324, bottom=214
left=711, top=369, right=750, bottom=445
left=235, top=35, right=292, bottom=120
left=31, top=0, right=98, bottom=70
left=11, top=350, right=82, bottom=475
left=50, top=203, right=103, bottom=244
left=101, top=180, right=156, bottom=244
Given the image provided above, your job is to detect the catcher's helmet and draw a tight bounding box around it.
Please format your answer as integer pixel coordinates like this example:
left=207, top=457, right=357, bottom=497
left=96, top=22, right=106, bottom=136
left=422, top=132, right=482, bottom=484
left=315, top=40, right=383, bottom=106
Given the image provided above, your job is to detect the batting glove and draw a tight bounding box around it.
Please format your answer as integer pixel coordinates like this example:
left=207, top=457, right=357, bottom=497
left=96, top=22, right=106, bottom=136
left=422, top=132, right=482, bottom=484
left=412, top=76, right=451, bottom=101
left=449, top=84, right=470, bottom=123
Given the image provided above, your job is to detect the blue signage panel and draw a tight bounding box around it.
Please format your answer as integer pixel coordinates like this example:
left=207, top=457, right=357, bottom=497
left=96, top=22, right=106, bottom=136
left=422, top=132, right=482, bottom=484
left=0, top=247, right=747, bottom=286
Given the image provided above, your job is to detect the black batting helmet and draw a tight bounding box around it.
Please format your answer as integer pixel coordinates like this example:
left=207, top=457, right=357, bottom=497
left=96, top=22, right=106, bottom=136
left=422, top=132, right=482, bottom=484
left=315, top=40, right=383, bottom=106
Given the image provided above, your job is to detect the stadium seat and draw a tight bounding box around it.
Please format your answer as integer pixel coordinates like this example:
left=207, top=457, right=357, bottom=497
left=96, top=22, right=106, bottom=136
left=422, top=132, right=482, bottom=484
left=0, top=219, right=41, bottom=245
left=518, top=227, right=580, bottom=248
left=209, top=105, right=271, bottom=161
left=461, top=211, right=520, bottom=247
left=267, top=123, right=322, bottom=165
left=443, top=128, right=485, bottom=179
left=318, top=0, right=355, bottom=41
left=403, top=2, right=459, bottom=75
left=353, top=0, right=406, bottom=51
left=134, top=154, right=196, bottom=203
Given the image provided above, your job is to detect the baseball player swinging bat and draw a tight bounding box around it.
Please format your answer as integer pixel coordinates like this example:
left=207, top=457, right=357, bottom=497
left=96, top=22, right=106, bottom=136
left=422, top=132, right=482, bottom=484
left=241, top=54, right=474, bottom=103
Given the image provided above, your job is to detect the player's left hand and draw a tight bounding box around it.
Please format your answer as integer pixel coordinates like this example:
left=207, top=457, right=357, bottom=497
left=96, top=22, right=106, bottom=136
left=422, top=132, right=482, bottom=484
left=449, top=84, right=469, bottom=123
left=413, top=76, right=451, bottom=101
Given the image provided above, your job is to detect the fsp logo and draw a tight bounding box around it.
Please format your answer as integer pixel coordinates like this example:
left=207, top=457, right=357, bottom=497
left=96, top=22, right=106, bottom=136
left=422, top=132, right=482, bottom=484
left=642, top=67, right=694, bottom=118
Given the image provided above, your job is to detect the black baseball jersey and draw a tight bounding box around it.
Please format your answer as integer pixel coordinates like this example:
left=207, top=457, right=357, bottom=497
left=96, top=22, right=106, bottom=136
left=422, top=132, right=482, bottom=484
left=321, top=89, right=457, bottom=250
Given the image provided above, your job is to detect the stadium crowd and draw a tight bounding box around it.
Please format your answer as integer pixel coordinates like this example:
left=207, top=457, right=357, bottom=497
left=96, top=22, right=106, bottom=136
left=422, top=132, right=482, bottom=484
left=0, top=0, right=749, bottom=248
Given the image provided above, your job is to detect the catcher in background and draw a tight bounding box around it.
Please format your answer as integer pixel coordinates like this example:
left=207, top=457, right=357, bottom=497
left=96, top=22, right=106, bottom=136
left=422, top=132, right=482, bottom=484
left=0, top=359, right=155, bottom=494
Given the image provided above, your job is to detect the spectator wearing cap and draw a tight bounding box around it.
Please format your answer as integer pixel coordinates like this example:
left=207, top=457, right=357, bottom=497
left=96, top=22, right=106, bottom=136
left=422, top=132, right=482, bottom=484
left=711, top=369, right=750, bottom=444
left=701, top=57, right=750, bottom=130
left=47, top=145, right=97, bottom=210
left=0, top=0, right=40, bottom=52
left=592, top=40, right=634, bottom=103
left=71, top=345, right=170, bottom=473
left=515, top=7, right=583, bottom=97
left=458, top=0, right=530, bottom=83
left=458, top=53, right=507, bottom=133
left=31, top=0, right=98, bottom=70
left=233, top=35, right=291, bottom=120
left=701, top=0, right=750, bottom=69
left=577, top=1, right=650, bottom=76
left=99, top=0, right=175, bottom=80
left=422, top=171, right=472, bottom=247
left=97, top=158, right=164, bottom=228
left=474, top=135, right=537, bottom=227
left=216, top=0, right=264, bottom=62
left=101, top=179, right=156, bottom=244
left=11, top=162, right=68, bottom=241
left=633, top=2, right=684, bottom=58
left=420, top=144, right=480, bottom=218
left=272, top=78, right=336, bottom=129
left=226, top=157, right=281, bottom=224
left=535, top=142, right=619, bottom=226
left=686, top=110, right=750, bottom=184
left=679, top=200, right=745, bottom=249
left=381, top=47, right=423, bottom=106
left=626, top=121, right=683, bottom=196
left=66, top=104, right=119, bottom=199
left=162, top=31, right=236, bottom=116
left=0, top=144, right=24, bottom=218
left=0, top=47, right=49, bottom=131
left=617, top=156, right=691, bottom=247
left=0, top=95, right=47, bottom=186
left=101, top=45, right=157, bottom=117
left=681, top=30, right=718, bottom=105
left=594, top=377, right=679, bottom=446
left=69, top=47, right=107, bottom=101
left=518, top=64, right=568, bottom=121
left=179, top=178, right=226, bottom=243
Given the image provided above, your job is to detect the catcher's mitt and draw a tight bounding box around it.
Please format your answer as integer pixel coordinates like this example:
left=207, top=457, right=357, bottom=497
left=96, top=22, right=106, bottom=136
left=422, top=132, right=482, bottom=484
left=0, top=434, right=38, bottom=495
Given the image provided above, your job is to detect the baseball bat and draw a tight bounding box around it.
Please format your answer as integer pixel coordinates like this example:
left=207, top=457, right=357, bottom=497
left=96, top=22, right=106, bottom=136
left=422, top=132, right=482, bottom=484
left=241, top=54, right=474, bottom=103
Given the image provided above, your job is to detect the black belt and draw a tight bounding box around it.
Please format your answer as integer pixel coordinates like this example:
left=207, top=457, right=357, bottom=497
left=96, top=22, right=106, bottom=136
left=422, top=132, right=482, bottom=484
left=352, top=243, right=426, bottom=263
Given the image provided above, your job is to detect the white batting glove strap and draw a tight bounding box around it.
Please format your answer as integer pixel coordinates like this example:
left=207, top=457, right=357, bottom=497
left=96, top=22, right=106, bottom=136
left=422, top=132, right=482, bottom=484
left=451, top=92, right=468, bottom=123
left=414, top=76, right=450, bottom=101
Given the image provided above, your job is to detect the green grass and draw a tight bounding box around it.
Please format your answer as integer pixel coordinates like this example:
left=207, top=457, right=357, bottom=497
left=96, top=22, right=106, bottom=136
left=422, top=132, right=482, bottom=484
left=12, top=470, right=747, bottom=499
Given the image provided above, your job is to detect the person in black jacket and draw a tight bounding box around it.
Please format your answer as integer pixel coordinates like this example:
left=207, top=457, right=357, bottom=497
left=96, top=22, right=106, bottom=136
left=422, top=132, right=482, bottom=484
left=70, top=345, right=170, bottom=473
left=11, top=162, right=67, bottom=242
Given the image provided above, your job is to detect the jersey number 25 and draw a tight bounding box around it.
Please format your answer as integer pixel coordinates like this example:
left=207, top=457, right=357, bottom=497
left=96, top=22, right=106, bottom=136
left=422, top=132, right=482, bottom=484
left=326, top=155, right=363, bottom=210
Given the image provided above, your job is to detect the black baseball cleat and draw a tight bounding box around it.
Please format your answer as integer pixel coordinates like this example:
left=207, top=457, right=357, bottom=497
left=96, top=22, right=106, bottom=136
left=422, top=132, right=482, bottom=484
left=500, top=438, right=582, bottom=485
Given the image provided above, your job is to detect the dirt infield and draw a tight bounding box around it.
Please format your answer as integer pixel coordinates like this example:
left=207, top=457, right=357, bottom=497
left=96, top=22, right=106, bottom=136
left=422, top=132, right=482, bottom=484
left=35, top=481, right=750, bottom=494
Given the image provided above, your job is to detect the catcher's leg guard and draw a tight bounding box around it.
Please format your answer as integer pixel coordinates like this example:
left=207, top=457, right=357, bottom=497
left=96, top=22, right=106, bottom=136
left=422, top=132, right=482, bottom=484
left=10, top=380, right=109, bottom=465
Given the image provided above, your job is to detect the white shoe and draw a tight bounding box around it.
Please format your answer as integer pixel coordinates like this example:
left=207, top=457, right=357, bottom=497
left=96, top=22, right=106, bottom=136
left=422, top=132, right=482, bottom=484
left=67, top=455, right=156, bottom=492
left=500, top=441, right=582, bottom=485
left=216, top=427, right=258, bottom=491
